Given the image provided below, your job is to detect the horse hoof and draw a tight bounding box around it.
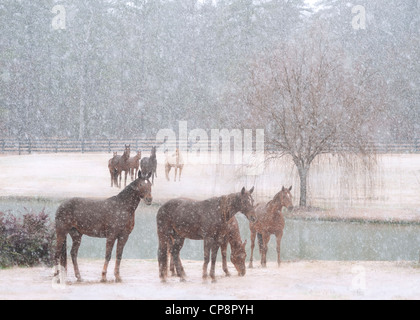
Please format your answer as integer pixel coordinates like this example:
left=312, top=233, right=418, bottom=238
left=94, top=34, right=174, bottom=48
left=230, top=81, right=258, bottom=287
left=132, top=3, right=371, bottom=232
left=180, top=278, right=187, bottom=283
left=100, top=278, right=107, bottom=283
left=211, top=279, right=217, bottom=284
left=115, top=277, right=123, bottom=283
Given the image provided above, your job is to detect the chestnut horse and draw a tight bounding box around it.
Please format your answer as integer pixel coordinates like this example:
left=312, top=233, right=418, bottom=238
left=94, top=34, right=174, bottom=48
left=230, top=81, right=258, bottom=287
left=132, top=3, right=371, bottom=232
left=165, top=148, right=184, bottom=182
left=54, top=170, right=153, bottom=283
left=157, top=187, right=256, bottom=283
left=109, top=145, right=131, bottom=188
left=128, top=151, right=142, bottom=181
left=169, top=217, right=247, bottom=278
left=249, top=186, right=293, bottom=268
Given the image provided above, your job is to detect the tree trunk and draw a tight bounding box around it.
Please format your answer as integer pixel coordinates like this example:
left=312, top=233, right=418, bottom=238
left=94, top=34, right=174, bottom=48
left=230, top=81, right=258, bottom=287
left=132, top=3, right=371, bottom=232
left=297, top=165, right=309, bottom=207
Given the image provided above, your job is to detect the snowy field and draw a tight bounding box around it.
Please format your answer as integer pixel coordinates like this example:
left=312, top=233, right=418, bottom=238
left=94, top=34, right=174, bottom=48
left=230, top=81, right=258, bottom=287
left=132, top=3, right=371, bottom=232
left=0, top=152, right=419, bottom=210
left=0, top=152, right=419, bottom=300
left=0, top=259, right=419, bottom=300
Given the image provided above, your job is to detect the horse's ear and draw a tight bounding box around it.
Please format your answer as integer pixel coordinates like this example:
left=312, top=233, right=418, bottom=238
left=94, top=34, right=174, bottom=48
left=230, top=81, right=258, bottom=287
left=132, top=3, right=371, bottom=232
left=289, top=186, right=292, bottom=191
left=282, top=186, right=285, bottom=191
left=138, top=170, right=142, bottom=179
left=249, top=186, right=254, bottom=194
left=241, top=187, right=246, bottom=195
left=146, top=172, right=152, bottom=180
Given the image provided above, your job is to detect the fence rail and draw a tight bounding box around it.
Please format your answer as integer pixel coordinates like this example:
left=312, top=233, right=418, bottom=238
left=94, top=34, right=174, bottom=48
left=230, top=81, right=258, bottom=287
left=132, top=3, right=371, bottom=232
left=0, top=138, right=419, bottom=155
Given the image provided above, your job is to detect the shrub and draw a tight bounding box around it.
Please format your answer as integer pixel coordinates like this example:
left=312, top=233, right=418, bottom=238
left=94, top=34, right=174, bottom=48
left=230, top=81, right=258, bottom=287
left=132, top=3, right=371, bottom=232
left=0, top=209, right=55, bottom=268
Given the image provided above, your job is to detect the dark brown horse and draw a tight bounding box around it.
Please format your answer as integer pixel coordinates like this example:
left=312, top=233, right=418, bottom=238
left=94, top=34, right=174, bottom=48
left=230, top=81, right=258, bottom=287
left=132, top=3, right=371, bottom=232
left=128, top=150, right=142, bottom=181
left=249, top=186, right=293, bottom=268
left=169, top=217, right=247, bottom=278
left=54, top=170, right=153, bottom=283
left=157, top=187, right=256, bottom=283
left=140, top=146, right=157, bottom=185
left=108, top=152, right=118, bottom=187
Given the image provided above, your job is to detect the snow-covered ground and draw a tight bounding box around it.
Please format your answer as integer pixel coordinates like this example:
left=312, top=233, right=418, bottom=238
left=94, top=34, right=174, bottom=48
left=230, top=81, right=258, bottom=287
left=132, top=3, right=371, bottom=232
left=0, top=153, right=419, bottom=300
left=0, top=152, right=419, bottom=209
left=0, top=259, right=419, bottom=300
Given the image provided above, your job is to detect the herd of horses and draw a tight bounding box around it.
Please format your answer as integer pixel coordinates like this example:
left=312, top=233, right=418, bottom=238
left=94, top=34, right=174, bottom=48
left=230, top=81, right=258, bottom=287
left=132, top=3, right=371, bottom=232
left=108, top=145, right=183, bottom=188
left=53, top=145, right=294, bottom=284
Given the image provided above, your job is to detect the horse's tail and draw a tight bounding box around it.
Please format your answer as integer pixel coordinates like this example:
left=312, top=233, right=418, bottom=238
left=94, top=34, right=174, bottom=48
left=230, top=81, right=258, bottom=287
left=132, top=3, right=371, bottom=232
left=257, top=233, right=263, bottom=253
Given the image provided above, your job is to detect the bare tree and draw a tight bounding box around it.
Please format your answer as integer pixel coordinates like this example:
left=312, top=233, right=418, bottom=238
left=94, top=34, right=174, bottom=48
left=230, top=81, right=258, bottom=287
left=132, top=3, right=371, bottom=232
left=240, top=28, right=385, bottom=206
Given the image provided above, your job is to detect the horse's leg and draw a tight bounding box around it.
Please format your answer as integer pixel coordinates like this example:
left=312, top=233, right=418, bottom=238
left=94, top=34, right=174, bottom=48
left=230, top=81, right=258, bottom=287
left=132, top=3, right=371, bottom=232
left=174, top=166, right=178, bottom=182
left=209, top=241, right=220, bottom=283
left=221, top=241, right=230, bottom=276
left=124, top=170, right=128, bottom=187
left=165, top=165, right=170, bottom=181
left=158, top=239, right=169, bottom=282
left=54, top=231, right=67, bottom=282
left=275, top=230, right=283, bottom=267
left=249, top=228, right=256, bottom=268
left=171, top=237, right=186, bottom=282
left=102, top=237, right=116, bottom=283
left=178, top=166, right=183, bottom=182
left=169, top=247, right=176, bottom=277
left=261, top=233, right=270, bottom=268
left=69, top=228, right=83, bottom=282
left=114, top=234, right=129, bottom=283
left=202, top=239, right=211, bottom=280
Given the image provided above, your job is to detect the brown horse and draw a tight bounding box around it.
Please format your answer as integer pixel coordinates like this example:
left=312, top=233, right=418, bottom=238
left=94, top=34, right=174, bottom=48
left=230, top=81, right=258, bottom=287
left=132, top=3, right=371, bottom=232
left=249, top=186, right=293, bottom=268
left=157, top=187, right=256, bottom=283
left=108, top=152, right=118, bottom=187
left=53, top=170, right=153, bottom=283
left=128, top=150, right=142, bottom=181
left=165, top=148, right=184, bottom=182
left=140, top=146, right=157, bottom=185
left=169, top=217, right=247, bottom=278
left=116, top=145, right=131, bottom=188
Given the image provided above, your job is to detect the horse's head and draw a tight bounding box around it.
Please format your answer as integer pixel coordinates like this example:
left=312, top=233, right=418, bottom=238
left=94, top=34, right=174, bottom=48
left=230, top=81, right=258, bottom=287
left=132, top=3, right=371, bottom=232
left=231, top=240, right=247, bottom=277
left=151, top=146, right=156, bottom=156
left=277, top=186, right=294, bottom=212
left=136, top=170, right=153, bottom=205
left=123, top=144, right=131, bottom=159
left=239, top=187, right=256, bottom=222
left=113, top=151, right=118, bottom=157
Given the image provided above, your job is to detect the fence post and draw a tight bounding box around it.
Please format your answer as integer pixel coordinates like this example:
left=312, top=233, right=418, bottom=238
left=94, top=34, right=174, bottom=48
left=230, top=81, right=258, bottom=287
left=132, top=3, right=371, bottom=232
left=81, top=140, right=85, bottom=154
left=1, top=140, right=4, bottom=154
left=108, top=140, right=111, bottom=153
left=18, top=141, right=21, bottom=155
left=28, top=139, right=32, bottom=154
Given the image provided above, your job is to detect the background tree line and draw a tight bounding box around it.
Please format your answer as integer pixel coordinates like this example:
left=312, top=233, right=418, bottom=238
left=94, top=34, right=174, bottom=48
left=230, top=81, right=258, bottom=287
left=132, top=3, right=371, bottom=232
left=0, top=0, right=418, bottom=143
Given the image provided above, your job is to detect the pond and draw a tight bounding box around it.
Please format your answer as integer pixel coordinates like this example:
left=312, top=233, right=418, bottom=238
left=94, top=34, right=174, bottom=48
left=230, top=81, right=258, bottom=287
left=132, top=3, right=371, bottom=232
left=1, top=198, right=419, bottom=262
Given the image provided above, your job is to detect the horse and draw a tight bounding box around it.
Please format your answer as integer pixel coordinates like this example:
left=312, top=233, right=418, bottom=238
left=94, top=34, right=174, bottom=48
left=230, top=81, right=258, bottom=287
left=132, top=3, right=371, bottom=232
left=140, top=146, right=157, bottom=184
left=248, top=186, right=294, bottom=268
left=108, top=152, right=118, bottom=187
left=53, top=170, right=153, bottom=283
left=157, top=187, right=256, bottom=283
left=165, top=148, right=184, bottom=182
left=169, top=217, right=247, bottom=278
left=115, top=144, right=131, bottom=188
left=128, top=150, right=142, bottom=181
